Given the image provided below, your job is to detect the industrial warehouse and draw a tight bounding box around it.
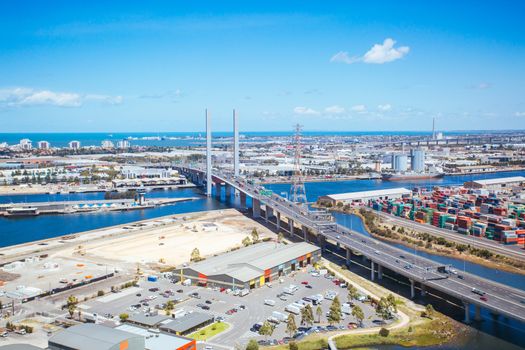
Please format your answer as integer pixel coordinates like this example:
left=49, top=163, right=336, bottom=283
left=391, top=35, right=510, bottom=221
left=319, top=187, right=413, bottom=206
left=177, top=242, right=321, bottom=289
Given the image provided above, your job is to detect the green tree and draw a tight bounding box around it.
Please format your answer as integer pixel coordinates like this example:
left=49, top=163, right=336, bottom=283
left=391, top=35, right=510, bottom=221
left=164, top=300, right=175, bottom=315
left=375, top=297, right=391, bottom=322
left=316, top=305, right=323, bottom=323
left=327, top=296, right=342, bottom=325
left=245, top=339, right=259, bottom=350
left=251, top=228, right=259, bottom=243
left=190, top=247, right=201, bottom=262
left=386, top=293, right=398, bottom=313
left=289, top=341, right=299, bottom=350
left=286, top=314, right=298, bottom=338
left=347, top=284, right=359, bottom=301
left=259, top=321, right=274, bottom=340
left=277, top=232, right=284, bottom=243
left=424, top=304, right=435, bottom=319
left=66, top=295, right=78, bottom=319
left=351, top=305, right=365, bottom=327
left=301, top=304, right=314, bottom=326
left=119, top=313, right=129, bottom=321
left=242, top=236, right=252, bottom=247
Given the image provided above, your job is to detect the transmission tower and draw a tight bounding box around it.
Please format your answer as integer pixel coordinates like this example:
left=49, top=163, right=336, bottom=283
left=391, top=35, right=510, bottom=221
left=290, top=124, right=308, bottom=206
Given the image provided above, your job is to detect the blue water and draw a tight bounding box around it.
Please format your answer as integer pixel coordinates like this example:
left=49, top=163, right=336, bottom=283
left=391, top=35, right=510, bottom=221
left=0, top=130, right=517, bottom=148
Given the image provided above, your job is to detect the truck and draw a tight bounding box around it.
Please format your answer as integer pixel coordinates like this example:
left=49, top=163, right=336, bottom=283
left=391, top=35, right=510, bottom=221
left=283, top=284, right=299, bottom=295
left=271, top=311, right=288, bottom=322
left=341, top=302, right=352, bottom=314
left=285, top=304, right=301, bottom=315
left=264, top=299, right=276, bottom=306
left=182, top=278, right=192, bottom=286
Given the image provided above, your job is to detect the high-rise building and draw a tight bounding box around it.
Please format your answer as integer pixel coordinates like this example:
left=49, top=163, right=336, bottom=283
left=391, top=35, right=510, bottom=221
left=69, top=140, right=81, bottom=150
left=117, top=140, right=130, bottom=149
left=19, top=138, right=32, bottom=150
left=38, top=140, right=50, bottom=149
left=101, top=140, right=114, bottom=149
left=410, top=149, right=425, bottom=172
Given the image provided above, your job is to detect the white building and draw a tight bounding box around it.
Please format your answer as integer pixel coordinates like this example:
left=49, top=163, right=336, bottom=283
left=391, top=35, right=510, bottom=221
left=117, top=140, right=130, bottom=149
left=101, top=140, right=114, bottom=149
left=38, top=140, right=50, bottom=149
left=69, top=140, right=81, bottom=150
left=19, top=138, right=32, bottom=150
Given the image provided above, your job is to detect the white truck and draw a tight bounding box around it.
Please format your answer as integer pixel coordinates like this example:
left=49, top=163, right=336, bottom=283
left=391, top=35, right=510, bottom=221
left=285, top=304, right=301, bottom=315
left=272, top=311, right=288, bottom=322
left=283, top=284, right=299, bottom=295
left=264, top=299, right=276, bottom=306
left=341, top=302, right=352, bottom=314
left=182, top=279, right=192, bottom=286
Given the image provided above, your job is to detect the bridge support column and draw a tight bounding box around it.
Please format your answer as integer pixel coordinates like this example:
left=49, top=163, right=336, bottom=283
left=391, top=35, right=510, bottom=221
left=240, top=192, right=247, bottom=208
left=252, top=198, right=261, bottom=218
left=265, top=206, right=273, bottom=223
left=464, top=302, right=470, bottom=323
left=276, top=212, right=281, bottom=231
left=370, top=261, right=375, bottom=281
left=475, top=305, right=481, bottom=322
left=215, top=183, right=222, bottom=199
left=345, top=248, right=352, bottom=267
left=377, top=264, right=383, bottom=280
left=420, top=284, right=426, bottom=297
left=205, top=109, right=212, bottom=196
left=225, top=184, right=232, bottom=199
left=289, top=218, right=294, bottom=235
left=409, top=279, right=415, bottom=299
left=317, top=235, right=326, bottom=252
left=302, top=226, right=308, bottom=242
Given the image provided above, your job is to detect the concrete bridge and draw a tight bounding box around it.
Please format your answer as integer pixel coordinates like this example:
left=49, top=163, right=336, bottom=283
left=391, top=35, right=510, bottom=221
left=378, top=133, right=525, bottom=148
left=178, top=110, right=525, bottom=324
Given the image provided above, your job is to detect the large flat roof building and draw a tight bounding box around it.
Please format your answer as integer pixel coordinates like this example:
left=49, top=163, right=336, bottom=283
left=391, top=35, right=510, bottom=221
left=116, top=324, right=196, bottom=350
left=48, top=324, right=145, bottom=350
left=464, top=176, right=525, bottom=190
left=159, top=312, right=214, bottom=336
left=319, top=188, right=412, bottom=205
left=178, top=242, right=321, bottom=289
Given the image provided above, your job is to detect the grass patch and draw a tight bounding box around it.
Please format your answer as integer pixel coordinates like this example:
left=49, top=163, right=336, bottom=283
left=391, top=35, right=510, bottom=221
left=266, top=334, right=328, bottom=350
left=335, top=315, right=456, bottom=348
left=188, top=321, right=229, bottom=341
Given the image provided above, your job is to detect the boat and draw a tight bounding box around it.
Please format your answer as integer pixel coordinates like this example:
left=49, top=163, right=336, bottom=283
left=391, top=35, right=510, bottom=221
left=381, top=172, right=444, bottom=181
left=5, top=207, right=40, bottom=217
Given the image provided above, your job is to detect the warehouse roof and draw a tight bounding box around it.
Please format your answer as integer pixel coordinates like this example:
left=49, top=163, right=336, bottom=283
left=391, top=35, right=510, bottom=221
left=322, top=188, right=412, bottom=201
left=0, top=345, right=43, bottom=350
left=159, top=312, right=213, bottom=334
left=470, top=176, right=525, bottom=186
left=186, top=242, right=319, bottom=282
left=48, top=324, right=143, bottom=350
left=127, top=313, right=170, bottom=327
left=116, top=324, right=194, bottom=349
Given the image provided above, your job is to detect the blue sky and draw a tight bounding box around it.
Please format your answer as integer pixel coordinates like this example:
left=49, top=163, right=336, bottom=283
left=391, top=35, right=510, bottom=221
left=1, top=1, right=524, bottom=132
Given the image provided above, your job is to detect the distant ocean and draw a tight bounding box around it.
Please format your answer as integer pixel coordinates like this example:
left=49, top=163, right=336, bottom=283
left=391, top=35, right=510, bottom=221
left=0, top=130, right=514, bottom=148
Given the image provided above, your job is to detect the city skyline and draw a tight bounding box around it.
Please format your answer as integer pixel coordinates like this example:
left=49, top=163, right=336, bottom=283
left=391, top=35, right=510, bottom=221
left=1, top=1, right=524, bottom=132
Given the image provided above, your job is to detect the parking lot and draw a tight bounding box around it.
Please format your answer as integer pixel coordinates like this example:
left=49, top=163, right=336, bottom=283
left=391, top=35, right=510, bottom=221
left=81, top=266, right=389, bottom=347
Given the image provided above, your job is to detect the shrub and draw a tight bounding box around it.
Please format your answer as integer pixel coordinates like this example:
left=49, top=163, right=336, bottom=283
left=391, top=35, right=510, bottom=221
left=97, top=290, right=105, bottom=297
left=289, top=341, right=299, bottom=350
left=379, top=327, right=390, bottom=337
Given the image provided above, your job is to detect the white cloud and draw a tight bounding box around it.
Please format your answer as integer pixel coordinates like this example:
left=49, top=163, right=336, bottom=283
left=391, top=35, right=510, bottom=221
left=0, top=87, right=123, bottom=108
left=469, top=82, right=491, bottom=90
left=377, top=104, right=392, bottom=111
left=324, top=105, right=346, bottom=114
left=351, top=104, right=367, bottom=113
left=515, top=112, right=525, bottom=117
left=331, top=38, right=409, bottom=65
left=293, top=106, right=320, bottom=115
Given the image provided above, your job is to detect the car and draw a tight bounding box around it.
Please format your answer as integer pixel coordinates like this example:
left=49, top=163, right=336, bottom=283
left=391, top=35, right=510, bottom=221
left=399, top=255, right=406, bottom=259
left=336, top=235, right=341, bottom=239
left=136, top=293, right=142, bottom=297
left=480, top=296, right=488, bottom=301
left=301, top=281, right=309, bottom=285
left=204, top=346, right=214, bottom=350
left=361, top=239, right=366, bottom=243
left=239, top=305, right=246, bottom=310
left=201, top=305, right=210, bottom=310
left=305, top=285, right=313, bottom=289
left=374, top=250, right=380, bottom=255
left=457, top=275, right=464, bottom=279
left=176, top=289, right=183, bottom=293
left=205, top=300, right=212, bottom=304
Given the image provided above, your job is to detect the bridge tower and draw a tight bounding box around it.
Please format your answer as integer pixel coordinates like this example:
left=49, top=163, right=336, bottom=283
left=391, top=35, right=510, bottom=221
left=206, top=109, right=212, bottom=196
left=290, top=124, right=307, bottom=206
left=233, top=109, right=240, bottom=177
